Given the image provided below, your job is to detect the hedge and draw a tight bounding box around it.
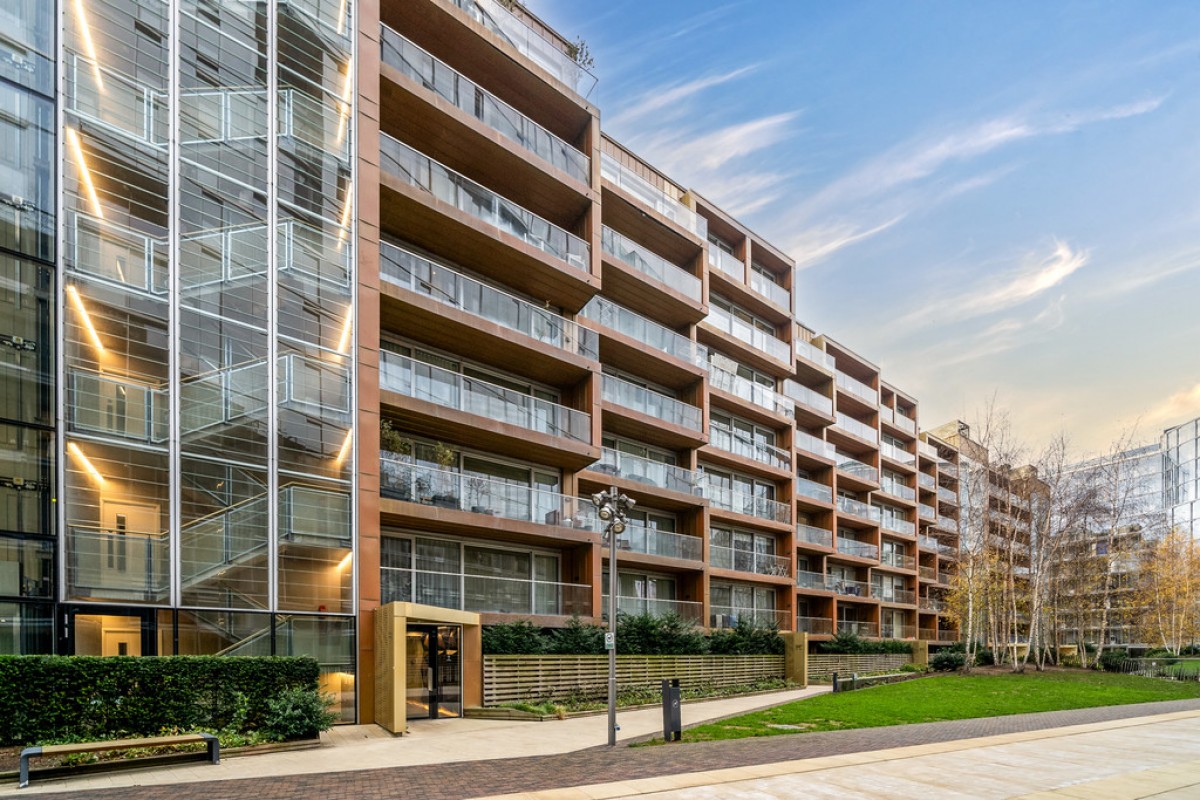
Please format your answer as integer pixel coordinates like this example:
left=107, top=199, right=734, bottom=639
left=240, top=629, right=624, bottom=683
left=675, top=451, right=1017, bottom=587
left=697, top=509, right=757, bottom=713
left=0, top=656, right=320, bottom=746
left=481, top=614, right=784, bottom=656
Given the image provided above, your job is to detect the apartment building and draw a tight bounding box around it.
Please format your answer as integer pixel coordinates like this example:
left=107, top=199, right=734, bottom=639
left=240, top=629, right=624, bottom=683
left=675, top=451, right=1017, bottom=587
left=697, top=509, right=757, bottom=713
left=2, top=0, right=962, bottom=727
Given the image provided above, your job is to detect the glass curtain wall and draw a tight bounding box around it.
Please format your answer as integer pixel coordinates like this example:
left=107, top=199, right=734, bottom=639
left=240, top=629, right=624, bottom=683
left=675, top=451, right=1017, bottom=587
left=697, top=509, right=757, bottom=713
left=0, top=0, right=56, bottom=653
left=60, top=0, right=356, bottom=718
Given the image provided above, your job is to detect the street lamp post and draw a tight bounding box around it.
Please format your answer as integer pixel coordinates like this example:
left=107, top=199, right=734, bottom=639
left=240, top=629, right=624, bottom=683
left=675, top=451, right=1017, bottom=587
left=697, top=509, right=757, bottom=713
left=592, top=486, right=635, bottom=747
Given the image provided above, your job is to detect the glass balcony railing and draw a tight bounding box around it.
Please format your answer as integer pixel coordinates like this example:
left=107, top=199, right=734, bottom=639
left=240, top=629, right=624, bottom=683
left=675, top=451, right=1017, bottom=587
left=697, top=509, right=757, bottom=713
left=379, top=351, right=590, bottom=442
left=795, top=615, right=834, bottom=635
left=938, top=486, right=959, bottom=504
left=795, top=477, right=833, bottom=504
left=750, top=271, right=789, bottom=309
left=920, top=597, right=948, bottom=613
left=881, top=441, right=916, bottom=465
left=829, top=579, right=873, bottom=599
left=837, top=620, right=878, bottom=636
left=795, top=339, right=835, bottom=371
left=66, top=211, right=168, bottom=295
left=880, top=407, right=917, bottom=435
left=379, top=458, right=593, bottom=528
left=918, top=535, right=940, bottom=552
left=796, top=571, right=828, bottom=591
left=705, top=483, right=791, bottom=525
left=592, top=448, right=700, bottom=495
left=881, top=623, right=917, bottom=639
left=835, top=370, right=877, bottom=405
left=711, top=607, right=789, bottom=630
left=67, top=369, right=169, bottom=443
left=796, top=524, right=833, bottom=548
left=918, top=472, right=937, bottom=490
left=795, top=431, right=836, bottom=461
left=836, top=454, right=877, bottom=483
left=836, top=495, right=880, bottom=522
left=599, top=153, right=705, bottom=237
left=709, top=423, right=791, bottom=471
left=919, top=565, right=937, bottom=580
left=782, top=380, right=833, bottom=416
left=601, top=374, right=702, bottom=431
left=705, top=306, right=791, bottom=364
left=836, top=538, right=879, bottom=560
left=881, top=551, right=916, bottom=570
left=938, top=572, right=952, bottom=586
left=834, top=413, right=878, bottom=443
left=608, top=522, right=701, bottom=562
left=68, top=526, right=170, bottom=602
left=66, top=54, right=167, bottom=146
left=707, top=364, right=794, bottom=420
left=600, top=226, right=702, bottom=301
left=707, top=246, right=743, bottom=279
left=919, top=440, right=940, bottom=459
left=710, top=546, right=791, bottom=578
left=580, top=296, right=706, bottom=367
left=602, top=594, right=704, bottom=625
left=380, top=134, right=589, bottom=271
left=449, top=0, right=597, bottom=96
left=919, top=503, right=937, bottom=520
left=881, top=481, right=916, bottom=501
left=381, top=26, right=589, bottom=183
left=381, top=242, right=598, bottom=360
left=388, top=568, right=591, bottom=616
left=881, top=517, right=915, bottom=537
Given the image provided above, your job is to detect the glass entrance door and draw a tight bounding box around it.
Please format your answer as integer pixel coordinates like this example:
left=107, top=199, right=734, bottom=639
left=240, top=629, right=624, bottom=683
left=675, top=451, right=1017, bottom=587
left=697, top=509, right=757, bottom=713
left=406, top=624, right=462, bottom=720
left=64, top=606, right=156, bottom=656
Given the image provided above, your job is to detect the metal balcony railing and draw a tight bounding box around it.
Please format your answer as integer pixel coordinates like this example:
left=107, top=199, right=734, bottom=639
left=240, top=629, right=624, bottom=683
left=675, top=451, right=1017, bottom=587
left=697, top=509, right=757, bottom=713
left=705, top=483, right=792, bottom=525
left=601, top=595, right=704, bottom=624
left=707, top=364, right=793, bottom=419
left=711, top=606, right=789, bottom=630
left=592, top=448, right=700, bottom=495
left=829, top=579, right=873, bottom=599
left=601, top=374, right=702, bottom=431
left=795, top=615, right=834, bottom=635
left=709, top=545, right=791, bottom=578
left=837, top=620, right=878, bottom=636
left=600, top=153, right=704, bottom=237
left=796, top=477, right=834, bottom=504
left=600, top=226, right=701, bottom=301
left=796, top=570, right=828, bottom=591
left=706, top=306, right=791, bottom=364
left=580, top=296, right=706, bottom=367
left=709, top=422, right=791, bottom=471
left=796, top=524, right=833, bottom=548
left=836, top=538, right=879, bottom=560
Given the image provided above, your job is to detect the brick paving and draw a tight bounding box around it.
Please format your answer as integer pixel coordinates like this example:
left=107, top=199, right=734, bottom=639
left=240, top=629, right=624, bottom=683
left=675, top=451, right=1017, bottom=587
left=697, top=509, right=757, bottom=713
left=23, top=698, right=1200, bottom=800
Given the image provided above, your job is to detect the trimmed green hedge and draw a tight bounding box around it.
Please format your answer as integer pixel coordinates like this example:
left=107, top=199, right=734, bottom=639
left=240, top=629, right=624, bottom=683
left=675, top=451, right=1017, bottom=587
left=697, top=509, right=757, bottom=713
left=0, top=656, right=320, bottom=746
left=482, top=614, right=784, bottom=656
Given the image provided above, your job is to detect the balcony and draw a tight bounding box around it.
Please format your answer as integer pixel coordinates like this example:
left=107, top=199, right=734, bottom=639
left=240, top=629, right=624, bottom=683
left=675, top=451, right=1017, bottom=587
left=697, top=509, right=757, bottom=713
left=938, top=572, right=952, bottom=586
left=600, top=153, right=705, bottom=238
left=68, top=370, right=168, bottom=444
left=796, top=524, right=833, bottom=549
left=66, top=54, right=166, bottom=148
left=590, top=447, right=700, bottom=496
left=919, top=566, right=937, bottom=581
left=795, top=477, right=834, bottom=505
left=380, top=458, right=594, bottom=531
left=796, top=570, right=829, bottom=591
left=836, top=495, right=880, bottom=522
left=876, top=586, right=916, bottom=605
left=918, top=535, right=940, bottom=552
left=918, top=472, right=937, bottom=490
left=705, top=483, right=792, bottom=525
left=380, top=351, right=590, bottom=442
left=782, top=380, right=834, bottom=418
left=381, top=242, right=598, bottom=361
left=612, top=523, right=702, bottom=562
left=796, top=431, right=836, bottom=461
left=881, top=623, right=917, bottom=639
left=795, top=339, right=835, bottom=372
left=707, top=246, right=744, bottom=279
left=705, top=306, right=791, bottom=365
left=830, top=578, right=873, bottom=599
left=837, top=620, right=878, bottom=636
left=880, top=481, right=916, bottom=502
left=918, top=440, right=939, bottom=459
left=836, top=454, right=878, bottom=484
left=880, top=551, right=916, bottom=570
left=448, top=0, right=597, bottom=96
left=68, top=527, right=170, bottom=602
left=880, top=406, right=917, bottom=435
left=707, top=364, right=794, bottom=421
left=452, top=571, right=591, bottom=616
left=380, top=134, right=589, bottom=274
left=835, top=371, right=877, bottom=405
left=711, top=607, right=789, bottom=630
left=918, top=503, right=936, bottom=520
left=920, top=597, right=948, bottom=613
left=881, top=442, right=916, bottom=466
left=940, top=462, right=959, bottom=479
left=881, top=518, right=915, bottom=537
left=67, top=211, right=168, bottom=295
left=833, top=413, right=878, bottom=444
left=600, top=226, right=702, bottom=302
left=795, top=616, right=834, bottom=635
left=710, top=545, right=791, bottom=578
left=601, top=374, right=702, bottom=432
left=580, top=295, right=707, bottom=369
left=836, top=538, right=879, bottom=560
left=750, top=271, right=790, bottom=309
left=380, top=26, right=588, bottom=183
left=937, top=486, right=959, bottom=504
left=603, top=595, right=704, bottom=624
left=710, top=423, right=791, bottom=472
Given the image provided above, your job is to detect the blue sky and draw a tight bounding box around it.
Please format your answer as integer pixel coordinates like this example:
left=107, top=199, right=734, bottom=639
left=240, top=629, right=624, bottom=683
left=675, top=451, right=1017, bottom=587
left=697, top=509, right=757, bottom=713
left=528, top=0, right=1200, bottom=456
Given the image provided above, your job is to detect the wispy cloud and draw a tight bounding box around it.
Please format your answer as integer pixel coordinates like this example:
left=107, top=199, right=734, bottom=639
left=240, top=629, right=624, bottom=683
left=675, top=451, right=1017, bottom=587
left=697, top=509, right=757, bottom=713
left=1092, top=245, right=1200, bottom=297
left=1144, top=382, right=1200, bottom=429
left=606, top=66, right=760, bottom=130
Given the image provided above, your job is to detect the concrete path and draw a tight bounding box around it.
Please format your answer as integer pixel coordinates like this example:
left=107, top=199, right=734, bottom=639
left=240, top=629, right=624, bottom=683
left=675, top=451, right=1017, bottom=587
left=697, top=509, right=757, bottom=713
left=3, top=686, right=829, bottom=795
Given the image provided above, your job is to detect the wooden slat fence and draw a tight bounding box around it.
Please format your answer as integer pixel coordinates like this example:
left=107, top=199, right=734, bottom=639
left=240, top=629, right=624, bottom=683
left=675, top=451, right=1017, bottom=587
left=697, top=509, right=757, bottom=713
left=808, top=654, right=910, bottom=681
left=483, top=654, right=784, bottom=706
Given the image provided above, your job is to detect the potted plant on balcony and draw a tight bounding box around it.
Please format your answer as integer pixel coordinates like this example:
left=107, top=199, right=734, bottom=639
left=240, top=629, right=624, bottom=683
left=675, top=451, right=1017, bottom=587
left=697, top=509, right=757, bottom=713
left=467, top=476, right=495, bottom=515
left=380, top=420, right=415, bottom=501
left=430, top=441, right=461, bottom=509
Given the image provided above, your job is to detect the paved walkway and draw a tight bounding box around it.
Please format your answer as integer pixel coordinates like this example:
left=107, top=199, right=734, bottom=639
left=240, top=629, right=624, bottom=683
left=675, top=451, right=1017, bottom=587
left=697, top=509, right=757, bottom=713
left=7, top=695, right=1200, bottom=798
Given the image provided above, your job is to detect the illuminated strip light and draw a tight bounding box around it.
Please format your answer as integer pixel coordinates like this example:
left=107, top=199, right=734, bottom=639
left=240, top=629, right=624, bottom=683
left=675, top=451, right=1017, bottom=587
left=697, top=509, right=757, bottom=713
left=66, top=284, right=105, bottom=353
left=335, top=304, right=353, bottom=354
left=336, top=179, right=353, bottom=246
left=335, top=0, right=348, bottom=35
left=334, top=65, right=353, bottom=148
left=66, top=128, right=104, bottom=219
left=73, top=0, right=105, bottom=92
left=337, top=551, right=353, bottom=571
left=68, top=442, right=106, bottom=486
left=333, top=428, right=353, bottom=467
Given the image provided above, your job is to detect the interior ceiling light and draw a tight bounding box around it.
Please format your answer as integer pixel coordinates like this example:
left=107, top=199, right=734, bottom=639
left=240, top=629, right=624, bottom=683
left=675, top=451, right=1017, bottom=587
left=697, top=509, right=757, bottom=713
left=335, top=304, right=353, bottom=354
left=66, top=284, right=105, bottom=353
left=333, top=428, right=353, bottom=467
left=66, top=127, right=104, bottom=219
left=73, top=0, right=105, bottom=92
left=68, top=442, right=106, bottom=486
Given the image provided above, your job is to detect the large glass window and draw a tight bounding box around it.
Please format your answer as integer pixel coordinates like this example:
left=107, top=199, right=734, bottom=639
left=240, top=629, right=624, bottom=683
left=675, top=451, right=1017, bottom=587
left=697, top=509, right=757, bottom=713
left=0, top=602, right=53, bottom=654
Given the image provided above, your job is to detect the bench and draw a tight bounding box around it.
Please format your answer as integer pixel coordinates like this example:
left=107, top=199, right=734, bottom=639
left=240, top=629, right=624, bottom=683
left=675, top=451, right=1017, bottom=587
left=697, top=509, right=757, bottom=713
left=19, top=732, right=219, bottom=789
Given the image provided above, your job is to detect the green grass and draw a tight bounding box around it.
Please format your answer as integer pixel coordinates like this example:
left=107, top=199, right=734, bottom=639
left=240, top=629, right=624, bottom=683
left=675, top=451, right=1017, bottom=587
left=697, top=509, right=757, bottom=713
left=676, top=670, right=1200, bottom=743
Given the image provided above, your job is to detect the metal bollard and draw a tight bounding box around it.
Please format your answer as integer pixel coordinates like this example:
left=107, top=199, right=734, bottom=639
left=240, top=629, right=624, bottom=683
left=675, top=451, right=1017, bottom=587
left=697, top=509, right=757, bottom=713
left=661, top=679, right=682, bottom=742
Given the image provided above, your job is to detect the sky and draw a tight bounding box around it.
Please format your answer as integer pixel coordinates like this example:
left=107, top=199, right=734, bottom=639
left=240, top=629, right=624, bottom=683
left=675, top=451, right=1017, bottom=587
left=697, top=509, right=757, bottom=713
left=526, top=0, right=1200, bottom=457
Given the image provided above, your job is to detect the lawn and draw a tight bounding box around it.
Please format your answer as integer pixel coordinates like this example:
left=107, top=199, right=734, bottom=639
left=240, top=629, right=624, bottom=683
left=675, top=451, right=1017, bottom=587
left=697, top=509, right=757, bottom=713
left=676, top=670, right=1200, bottom=743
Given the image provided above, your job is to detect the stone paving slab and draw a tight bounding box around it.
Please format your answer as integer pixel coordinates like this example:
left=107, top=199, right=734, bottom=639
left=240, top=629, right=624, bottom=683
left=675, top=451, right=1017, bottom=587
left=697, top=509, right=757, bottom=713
left=7, top=698, right=1200, bottom=799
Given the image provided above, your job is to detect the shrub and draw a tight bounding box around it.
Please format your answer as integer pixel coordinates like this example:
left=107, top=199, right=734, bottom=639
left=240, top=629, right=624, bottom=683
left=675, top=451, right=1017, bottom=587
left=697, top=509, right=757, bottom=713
left=707, top=619, right=785, bottom=655
left=0, top=656, right=319, bottom=747
left=899, top=662, right=928, bottom=673
left=481, top=620, right=547, bottom=655
left=617, top=613, right=707, bottom=655
left=262, top=688, right=337, bottom=741
left=547, top=616, right=606, bottom=655
left=974, top=647, right=996, bottom=666
left=819, top=631, right=912, bottom=655
left=930, top=650, right=966, bottom=671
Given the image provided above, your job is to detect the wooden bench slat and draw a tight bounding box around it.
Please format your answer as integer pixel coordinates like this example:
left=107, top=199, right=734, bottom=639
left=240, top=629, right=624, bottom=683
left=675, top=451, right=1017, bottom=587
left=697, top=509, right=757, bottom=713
left=39, top=734, right=210, bottom=755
